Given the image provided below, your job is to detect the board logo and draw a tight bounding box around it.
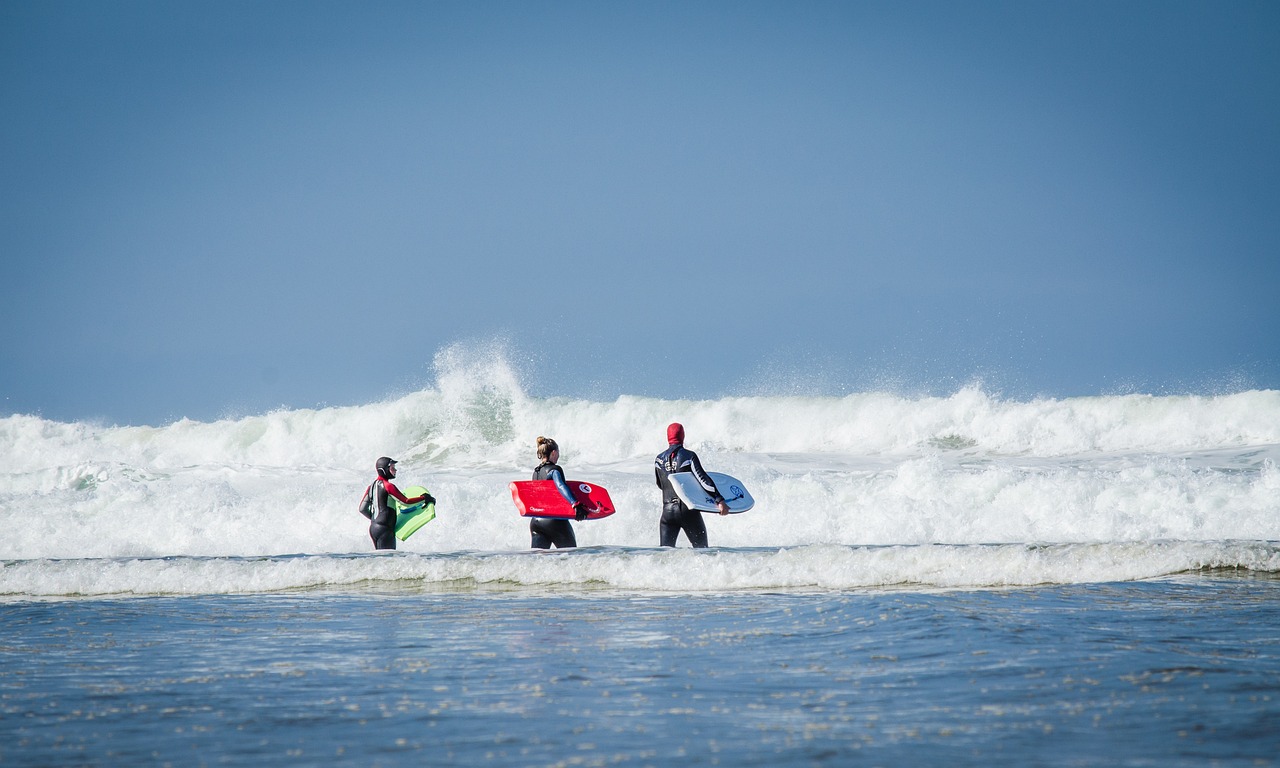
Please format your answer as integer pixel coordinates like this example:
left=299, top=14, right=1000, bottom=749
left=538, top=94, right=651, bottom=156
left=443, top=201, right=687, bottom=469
left=578, top=483, right=593, bottom=494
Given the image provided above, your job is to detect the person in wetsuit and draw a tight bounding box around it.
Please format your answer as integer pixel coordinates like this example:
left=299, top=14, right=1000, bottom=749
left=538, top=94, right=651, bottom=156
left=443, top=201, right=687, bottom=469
left=358, top=456, right=434, bottom=550
left=654, top=422, right=730, bottom=548
left=530, top=436, right=587, bottom=549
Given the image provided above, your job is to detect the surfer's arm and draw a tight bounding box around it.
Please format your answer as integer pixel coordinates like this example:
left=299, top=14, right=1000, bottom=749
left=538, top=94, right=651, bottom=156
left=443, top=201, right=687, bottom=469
left=383, top=482, right=409, bottom=503
left=382, top=480, right=432, bottom=506
left=547, top=467, right=578, bottom=507
left=689, top=454, right=723, bottom=502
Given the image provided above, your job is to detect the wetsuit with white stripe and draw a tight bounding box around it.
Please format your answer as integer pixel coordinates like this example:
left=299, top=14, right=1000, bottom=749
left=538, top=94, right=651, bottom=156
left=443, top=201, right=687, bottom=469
left=360, top=477, right=415, bottom=550
left=654, top=444, right=723, bottom=548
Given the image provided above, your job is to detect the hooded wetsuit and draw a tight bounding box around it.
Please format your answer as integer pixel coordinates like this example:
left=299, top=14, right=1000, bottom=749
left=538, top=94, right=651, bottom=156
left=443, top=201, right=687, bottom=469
left=360, top=477, right=416, bottom=550
left=530, top=461, right=578, bottom=549
left=654, top=443, right=723, bottom=548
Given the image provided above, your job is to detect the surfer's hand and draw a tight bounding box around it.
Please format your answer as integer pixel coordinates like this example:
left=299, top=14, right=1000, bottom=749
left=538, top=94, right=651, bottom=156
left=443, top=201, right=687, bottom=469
left=421, top=494, right=435, bottom=505
left=716, top=500, right=730, bottom=516
left=574, top=502, right=589, bottom=521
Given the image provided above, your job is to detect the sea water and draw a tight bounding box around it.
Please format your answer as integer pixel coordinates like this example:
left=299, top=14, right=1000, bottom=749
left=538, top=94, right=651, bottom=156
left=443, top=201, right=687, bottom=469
left=2, top=355, right=1279, bottom=765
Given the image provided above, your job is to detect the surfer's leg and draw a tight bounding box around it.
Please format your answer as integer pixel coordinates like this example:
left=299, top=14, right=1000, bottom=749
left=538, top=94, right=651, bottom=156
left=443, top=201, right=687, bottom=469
left=530, top=519, right=553, bottom=549
left=659, top=507, right=681, bottom=547
left=552, top=520, right=578, bottom=549
left=370, top=523, right=396, bottom=550
left=682, top=510, right=709, bottom=548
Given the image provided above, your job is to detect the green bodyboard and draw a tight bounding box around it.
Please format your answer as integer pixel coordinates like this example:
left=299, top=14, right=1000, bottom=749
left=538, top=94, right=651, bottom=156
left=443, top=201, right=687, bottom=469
left=392, top=485, right=436, bottom=541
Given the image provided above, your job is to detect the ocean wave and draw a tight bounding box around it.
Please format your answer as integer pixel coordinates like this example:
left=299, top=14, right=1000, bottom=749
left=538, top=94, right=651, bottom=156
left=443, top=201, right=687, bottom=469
left=3, top=346, right=1278, bottom=475
left=2, top=348, right=1278, bottom=585
left=3, top=541, right=1277, bottom=600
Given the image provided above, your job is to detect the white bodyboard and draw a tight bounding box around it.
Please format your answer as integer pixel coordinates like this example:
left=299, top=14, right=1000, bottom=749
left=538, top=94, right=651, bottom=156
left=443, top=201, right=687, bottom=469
left=668, top=471, right=754, bottom=514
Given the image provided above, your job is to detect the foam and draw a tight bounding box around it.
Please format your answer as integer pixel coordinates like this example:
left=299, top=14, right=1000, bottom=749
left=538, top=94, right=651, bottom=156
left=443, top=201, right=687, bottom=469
left=2, top=348, right=1278, bottom=595
left=3, top=542, right=1277, bottom=600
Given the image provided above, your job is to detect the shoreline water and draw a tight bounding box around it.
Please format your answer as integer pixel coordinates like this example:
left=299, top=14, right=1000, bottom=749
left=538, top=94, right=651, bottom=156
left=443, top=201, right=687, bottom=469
left=3, top=575, right=1277, bottom=767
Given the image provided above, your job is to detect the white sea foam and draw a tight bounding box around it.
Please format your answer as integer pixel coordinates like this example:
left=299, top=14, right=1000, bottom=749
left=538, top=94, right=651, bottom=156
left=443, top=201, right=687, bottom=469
left=2, top=542, right=1276, bottom=600
left=2, top=347, right=1278, bottom=597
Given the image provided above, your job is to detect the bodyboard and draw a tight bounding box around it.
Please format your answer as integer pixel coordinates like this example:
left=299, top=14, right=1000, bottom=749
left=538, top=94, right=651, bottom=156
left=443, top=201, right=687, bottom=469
left=509, top=480, right=616, bottom=520
left=668, top=471, right=754, bottom=514
left=392, top=485, right=436, bottom=541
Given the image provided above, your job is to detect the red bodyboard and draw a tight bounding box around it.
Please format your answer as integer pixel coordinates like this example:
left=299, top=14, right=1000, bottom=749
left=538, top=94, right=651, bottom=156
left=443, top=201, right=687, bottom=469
left=509, top=480, right=616, bottom=520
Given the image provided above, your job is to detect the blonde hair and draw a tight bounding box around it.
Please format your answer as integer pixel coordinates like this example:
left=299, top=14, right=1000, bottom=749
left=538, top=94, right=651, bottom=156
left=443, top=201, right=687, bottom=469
left=536, top=436, right=559, bottom=461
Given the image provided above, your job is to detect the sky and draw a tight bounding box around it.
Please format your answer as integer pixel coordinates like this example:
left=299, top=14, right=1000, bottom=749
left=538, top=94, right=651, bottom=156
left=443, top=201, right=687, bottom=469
left=2, top=0, right=1278, bottom=425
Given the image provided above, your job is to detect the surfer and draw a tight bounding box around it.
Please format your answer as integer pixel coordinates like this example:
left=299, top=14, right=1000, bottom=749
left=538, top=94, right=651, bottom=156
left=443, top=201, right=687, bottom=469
left=530, top=436, right=587, bottom=549
left=655, top=422, right=730, bottom=548
left=358, top=457, right=434, bottom=550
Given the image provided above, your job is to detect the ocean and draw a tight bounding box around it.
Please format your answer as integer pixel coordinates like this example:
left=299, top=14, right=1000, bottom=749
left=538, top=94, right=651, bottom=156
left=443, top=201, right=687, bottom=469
left=3, top=360, right=1279, bottom=765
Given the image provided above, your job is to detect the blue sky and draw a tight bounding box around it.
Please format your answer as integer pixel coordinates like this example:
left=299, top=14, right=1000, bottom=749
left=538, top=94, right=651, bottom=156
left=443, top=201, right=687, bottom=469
left=3, top=0, right=1278, bottom=425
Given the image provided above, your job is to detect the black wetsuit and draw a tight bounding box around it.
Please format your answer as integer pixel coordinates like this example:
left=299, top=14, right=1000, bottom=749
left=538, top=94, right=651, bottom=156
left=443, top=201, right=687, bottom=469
left=654, top=443, right=723, bottom=548
left=360, top=477, right=404, bottom=550
left=530, top=461, right=578, bottom=549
